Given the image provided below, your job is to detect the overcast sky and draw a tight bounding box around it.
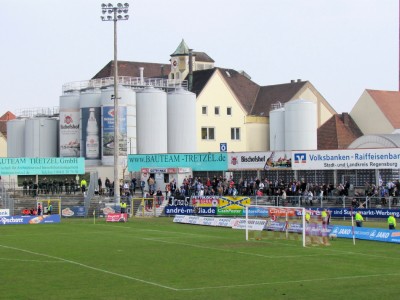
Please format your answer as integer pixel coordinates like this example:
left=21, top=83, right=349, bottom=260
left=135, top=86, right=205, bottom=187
left=0, top=0, right=397, bottom=115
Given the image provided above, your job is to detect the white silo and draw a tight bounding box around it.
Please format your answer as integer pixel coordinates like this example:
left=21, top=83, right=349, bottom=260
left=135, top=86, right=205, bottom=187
left=284, top=99, right=317, bottom=151
left=25, top=118, right=58, bottom=157
left=59, top=91, right=81, bottom=157
left=101, top=86, right=136, bottom=166
left=80, top=88, right=101, bottom=165
left=7, top=119, right=26, bottom=157
left=269, top=107, right=285, bottom=151
left=136, top=87, right=168, bottom=154
left=167, top=88, right=196, bottom=153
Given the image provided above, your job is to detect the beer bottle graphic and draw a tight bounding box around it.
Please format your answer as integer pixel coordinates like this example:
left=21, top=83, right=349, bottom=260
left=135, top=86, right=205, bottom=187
left=86, top=108, right=99, bottom=159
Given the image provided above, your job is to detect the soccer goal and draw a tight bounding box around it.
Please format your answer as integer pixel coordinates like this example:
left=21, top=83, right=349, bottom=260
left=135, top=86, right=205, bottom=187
left=245, top=205, right=306, bottom=247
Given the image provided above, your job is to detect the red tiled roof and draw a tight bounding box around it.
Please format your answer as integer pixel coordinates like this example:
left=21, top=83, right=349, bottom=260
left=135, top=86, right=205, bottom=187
left=367, top=89, right=400, bottom=129
left=0, top=111, right=16, bottom=138
left=317, top=113, right=363, bottom=149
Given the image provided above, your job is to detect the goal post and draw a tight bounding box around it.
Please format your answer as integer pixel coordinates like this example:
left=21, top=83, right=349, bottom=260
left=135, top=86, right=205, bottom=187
left=245, top=205, right=306, bottom=247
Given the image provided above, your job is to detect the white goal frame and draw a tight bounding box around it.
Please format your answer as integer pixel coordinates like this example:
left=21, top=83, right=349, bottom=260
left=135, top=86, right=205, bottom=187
left=245, top=205, right=306, bottom=247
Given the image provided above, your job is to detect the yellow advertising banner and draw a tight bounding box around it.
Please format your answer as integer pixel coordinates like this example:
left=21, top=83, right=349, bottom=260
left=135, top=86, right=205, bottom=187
left=218, top=196, right=251, bottom=210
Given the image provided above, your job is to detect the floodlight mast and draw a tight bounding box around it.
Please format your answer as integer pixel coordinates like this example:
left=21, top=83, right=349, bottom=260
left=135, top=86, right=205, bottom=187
left=100, top=3, right=129, bottom=205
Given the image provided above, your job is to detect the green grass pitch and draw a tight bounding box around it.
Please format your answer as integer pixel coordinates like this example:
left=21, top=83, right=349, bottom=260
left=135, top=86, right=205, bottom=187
left=0, top=217, right=399, bottom=300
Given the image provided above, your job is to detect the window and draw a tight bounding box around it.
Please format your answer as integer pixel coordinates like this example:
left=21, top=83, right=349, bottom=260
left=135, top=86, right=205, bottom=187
left=202, top=106, right=207, bottom=115
left=231, top=127, right=240, bottom=140
left=201, top=127, right=215, bottom=140
left=214, top=106, right=220, bottom=115
left=227, top=107, right=232, bottom=116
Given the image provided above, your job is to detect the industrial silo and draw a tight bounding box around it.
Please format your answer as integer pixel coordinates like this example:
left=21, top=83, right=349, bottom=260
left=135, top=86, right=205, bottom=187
left=101, top=86, right=136, bottom=166
left=167, top=88, right=196, bottom=153
left=25, top=118, right=58, bottom=157
left=59, top=91, right=80, bottom=157
left=136, top=87, right=167, bottom=154
left=80, top=88, right=101, bottom=165
left=269, top=107, right=285, bottom=151
left=7, top=119, right=26, bottom=157
left=284, top=99, right=317, bottom=151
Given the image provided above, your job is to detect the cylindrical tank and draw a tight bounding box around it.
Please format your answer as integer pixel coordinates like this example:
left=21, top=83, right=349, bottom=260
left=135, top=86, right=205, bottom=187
left=284, top=99, right=317, bottom=151
left=59, top=91, right=81, bottom=157
left=7, top=119, right=26, bottom=157
left=167, top=88, right=196, bottom=153
left=101, top=86, right=136, bottom=165
left=80, top=88, right=101, bottom=165
left=25, top=118, right=58, bottom=157
left=269, top=107, right=285, bottom=151
left=136, top=87, right=168, bottom=154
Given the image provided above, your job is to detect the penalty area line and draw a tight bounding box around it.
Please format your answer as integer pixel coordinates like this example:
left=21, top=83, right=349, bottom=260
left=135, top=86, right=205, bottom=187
left=178, top=272, right=400, bottom=291
left=0, top=244, right=177, bottom=291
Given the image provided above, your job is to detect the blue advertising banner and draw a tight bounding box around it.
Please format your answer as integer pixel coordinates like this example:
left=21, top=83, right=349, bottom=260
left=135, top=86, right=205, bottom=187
left=330, top=225, right=400, bottom=244
left=0, top=215, right=61, bottom=225
left=164, top=206, right=217, bottom=215
left=128, top=153, right=228, bottom=171
left=0, top=157, right=85, bottom=175
left=306, top=207, right=400, bottom=218
left=102, top=106, right=127, bottom=157
left=61, top=206, right=86, bottom=217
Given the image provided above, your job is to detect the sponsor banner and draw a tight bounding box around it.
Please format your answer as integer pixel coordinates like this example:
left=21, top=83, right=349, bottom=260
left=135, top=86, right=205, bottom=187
left=0, top=157, right=85, bottom=175
left=81, top=107, right=101, bottom=160
left=59, top=110, right=80, bottom=157
left=245, top=206, right=269, bottom=217
left=228, top=151, right=292, bottom=170
left=0, top=215, right=61, bottom=225
left=165, top=206, right=217, bottom=215
left=128, top=153, right=228, bottom=172
left=61, top=206, right=86, bottom=217
left=231, top=218, right=267, bottom=230
left=106, top=213, right=128, bottom=222
left=268, top=207, right=299, bottom=217
left=102, top=106, right=127, bottom=157
left=292, top=148, right=400, bottom=170
left=0, top=209, right=10, bottom=217
left=219, top=196, right=251, bottom=210
left=330, top=225, right=400, bottom=244
left=306, top=207, right=400, bottom=218
left=165, top=206, right=194, bottom=215
left=173, top=215, right=235, bottom=228
left=217, top=208, right=243, bottom=216
left=192, top=196, right=219, bottom=207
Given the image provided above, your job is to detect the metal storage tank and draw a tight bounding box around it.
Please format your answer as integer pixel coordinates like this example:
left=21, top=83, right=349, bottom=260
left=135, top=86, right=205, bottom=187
left=59, top=91, right=81, bottom=157
left=284, top=99, right=317, bottom=151
left=7, top=119, right=26, bottom=157
left=80, top=88, right=101, bottom=165
left=136, top=87, right=167, bottom=154
left=101, top=86, right=136, bottom=166
left=269, top=107, right=285, bottom=151
left=25, top=118, right=58, bottom=157
left=167, top=88, right=196, bottom=153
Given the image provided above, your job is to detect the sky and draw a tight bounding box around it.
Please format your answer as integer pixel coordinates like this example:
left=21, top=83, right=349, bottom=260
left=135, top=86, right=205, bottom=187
left=0, top=0, right=397, bottom=115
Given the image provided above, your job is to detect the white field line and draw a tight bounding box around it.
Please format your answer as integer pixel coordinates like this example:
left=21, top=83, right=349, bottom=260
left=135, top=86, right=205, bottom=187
left=0, top=257, right=65, bottom=263
left=178, top=272, right=400, bottom=291
left=0, top=244, right=178, bottom=291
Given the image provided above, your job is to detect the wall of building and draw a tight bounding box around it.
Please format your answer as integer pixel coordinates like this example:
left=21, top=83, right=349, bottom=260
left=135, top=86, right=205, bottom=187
left=245, top=117, right=268, bottom=151
left=196, top=70, right=248, bottom=152
left=350, top=91, right=393, bottom=134
left=0, top=134, right=6, bottom=157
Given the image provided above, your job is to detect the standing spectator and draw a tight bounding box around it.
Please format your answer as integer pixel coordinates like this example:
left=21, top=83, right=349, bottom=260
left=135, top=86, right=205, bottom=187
left=98, top=177, right=103, bottom=195
left=321, top=209, right=329, bottom=245
left=22, top=178, right=28, bottom=196
left=388, top=214, right=396, bottom=230
left=355, top=211, right=364, bottom=227
left=47, top=203, right=52, bottom=215
left=140, top=180, right=145, bottom=196
left=131, top=177, right=136, bottom=195
left=37, top=203, right=42, bottom=216
left=120, top=201, right=127, bottom=213
left=80, top=178, right=87, bottom=194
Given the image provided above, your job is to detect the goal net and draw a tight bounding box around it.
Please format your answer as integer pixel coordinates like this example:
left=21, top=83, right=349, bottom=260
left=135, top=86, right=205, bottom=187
left=245, top=205, right=330, bottom=247
left=245, top=205, right=306, bottom=246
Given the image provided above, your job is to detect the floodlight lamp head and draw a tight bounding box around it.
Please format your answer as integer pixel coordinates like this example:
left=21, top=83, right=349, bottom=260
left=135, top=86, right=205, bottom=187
left=102, top=9, right=107, bottom=14
left=123, top=9, right=128, bottom=13
left=101, top=16, right=105, bottom=20
left=108, top=3, right=113, bottom=7
left=125, top=15, right=129, bottom=20
left=117, top=15, right=122, bottom=20
left=101, top=3, right=107, bottom=8
left=108, top=9, right=113, bottom=13
left=107, top=15, right=112, bottom=20
left=124, top=3, right=129, bottom=8
left=117, top=3, right=123, bottom=8
left=117, top=9, right=122, bottom=14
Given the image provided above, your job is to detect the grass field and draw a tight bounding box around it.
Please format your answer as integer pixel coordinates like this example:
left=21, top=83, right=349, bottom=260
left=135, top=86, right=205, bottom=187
left=1, top=217, right=399, bottom=300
